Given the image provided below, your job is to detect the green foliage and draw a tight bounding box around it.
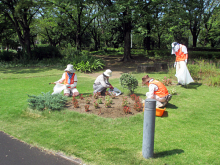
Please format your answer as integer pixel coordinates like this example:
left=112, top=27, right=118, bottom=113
left=169, top=87, right=177, bottom=95
left=73, top=53, right=105, bottom=73
left=27, top=92, right=67, bottom=111
left=120, top=73, right=138, bottom=94
left=0, top=50, right=17, bottom=61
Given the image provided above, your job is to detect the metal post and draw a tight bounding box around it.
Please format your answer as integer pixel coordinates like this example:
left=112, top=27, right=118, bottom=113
left=142, top=98, right=156, bottom=159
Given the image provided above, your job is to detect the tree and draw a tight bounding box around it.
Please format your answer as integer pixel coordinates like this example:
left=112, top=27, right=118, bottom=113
left=0, top=0, right=45, bottom=57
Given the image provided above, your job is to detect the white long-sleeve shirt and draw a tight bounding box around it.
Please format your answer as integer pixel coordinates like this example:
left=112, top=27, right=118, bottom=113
left=147, top=79, right=158, bottom=99
left=94, top=74, right=110, bottom=88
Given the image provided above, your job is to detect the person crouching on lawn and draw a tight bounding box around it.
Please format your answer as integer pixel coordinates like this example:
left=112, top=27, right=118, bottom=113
left=93, top=69, right=114, bottom=96
left=55, top=64, right=79, bottom=97
left=142, top=75, right=172, bottom=108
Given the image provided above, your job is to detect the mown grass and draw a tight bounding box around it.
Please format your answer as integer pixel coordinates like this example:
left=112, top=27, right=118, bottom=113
left=0, top=66, right=220, bottom=165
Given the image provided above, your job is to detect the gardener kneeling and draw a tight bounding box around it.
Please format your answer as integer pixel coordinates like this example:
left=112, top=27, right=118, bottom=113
left=93, top=69, right=114, bottom=96
left=142, top=75, right=172, bottom=108
left=55, top=64, right=79, bottom=97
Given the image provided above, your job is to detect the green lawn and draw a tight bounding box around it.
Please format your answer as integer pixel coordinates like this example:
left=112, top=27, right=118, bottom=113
left=0, top=67, right=219, bottom=165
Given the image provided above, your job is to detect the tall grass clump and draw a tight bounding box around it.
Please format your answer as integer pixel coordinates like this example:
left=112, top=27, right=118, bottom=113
left=168, top=59, right=220, bottom=86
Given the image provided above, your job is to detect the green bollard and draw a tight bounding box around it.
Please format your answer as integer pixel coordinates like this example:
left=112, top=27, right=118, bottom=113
left=142, top=98, right=156, bottom=159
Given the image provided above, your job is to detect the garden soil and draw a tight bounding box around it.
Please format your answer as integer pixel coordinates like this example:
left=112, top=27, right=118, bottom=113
left=65, top=55, right=150, bottom=118
left=66, top=95, right=143, bottom=118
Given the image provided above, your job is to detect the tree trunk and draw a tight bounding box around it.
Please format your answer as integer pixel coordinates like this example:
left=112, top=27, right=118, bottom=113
left=121, top=9, right=132, bottom=62
left=143, top=23, right=151, bottom=50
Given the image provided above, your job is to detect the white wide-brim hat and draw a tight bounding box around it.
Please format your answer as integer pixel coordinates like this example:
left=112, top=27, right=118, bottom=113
left=64, top=64, right=75, bottom=73
left=103, top=69, right=112, bottom=77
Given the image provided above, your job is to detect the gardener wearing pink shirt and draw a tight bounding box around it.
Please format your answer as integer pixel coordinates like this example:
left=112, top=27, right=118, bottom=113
left=55, top=64, right=79, bottom=97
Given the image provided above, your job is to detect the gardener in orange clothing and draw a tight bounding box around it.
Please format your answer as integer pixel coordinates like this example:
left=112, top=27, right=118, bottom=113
left=55, top=64, right=79, bottom=97
left=171, top=42, right=188, bottom=85
left=142, top=75, right=172, bottom=108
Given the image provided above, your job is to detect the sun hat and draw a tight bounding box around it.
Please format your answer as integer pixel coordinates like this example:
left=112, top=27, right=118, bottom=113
left=171, top=42, right=180, bottom=54
left=171, top=42, right=178, bottom=48
left=142, top=75, right=153, bottom=85
left=64, top=64, right=75, bottom=73
left=103, top=69, right=112, bottom=77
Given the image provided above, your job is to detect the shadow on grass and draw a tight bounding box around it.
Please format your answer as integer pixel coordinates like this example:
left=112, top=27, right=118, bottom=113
left=154, top=149, right=184, bottom=158
left=1, top=66, right=63, bottom=74
left=181, top=82, right=202, bottom=89
left=166, top=103, right=178, bottom=109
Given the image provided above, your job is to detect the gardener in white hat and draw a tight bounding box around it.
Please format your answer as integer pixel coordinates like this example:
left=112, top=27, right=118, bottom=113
left=55, top=64, right=79, bottom=97
left=171, top=42, right=188, bottom=85
left=93, top=69, right=114, bottom=95
left=142, top=75, right=172, bottom=108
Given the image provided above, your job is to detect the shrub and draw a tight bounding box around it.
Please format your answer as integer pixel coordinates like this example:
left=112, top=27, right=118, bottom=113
left=0, top=50, right=16, bottom=61
left=120, top=73, right=138, bottom=94
left=31, top=45, right=62, bottom=60
left=27, top=92, right=67, bottom=111
left=72, top=53, right=105, bottom=72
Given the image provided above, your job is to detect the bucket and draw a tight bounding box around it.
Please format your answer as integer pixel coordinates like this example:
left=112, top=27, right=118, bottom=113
left=143, top=103, right=166, bottom=117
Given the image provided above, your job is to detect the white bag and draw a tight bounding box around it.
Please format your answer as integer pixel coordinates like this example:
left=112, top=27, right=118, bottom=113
left=175, top=62, right=194, bottom=85
left=108, top=87, right=121, bottom=96
left=52, top=83, right=66, bottom=95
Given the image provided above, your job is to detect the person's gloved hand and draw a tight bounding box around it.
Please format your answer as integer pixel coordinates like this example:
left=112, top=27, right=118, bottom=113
left=174, top=62, right=177, bottom=67
left=185, top=59, right=187, bottom=63
left=66, top=84, right=71, bottom=88
left=109, top=84, right=114, bottom=90
left=70, top=84, right=75, bottom=88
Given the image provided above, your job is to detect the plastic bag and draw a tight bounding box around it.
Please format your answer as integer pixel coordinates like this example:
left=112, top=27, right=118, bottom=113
left=108, top=87, right=121, bottom=96
left=52, top=83, right=66, bottom=95
left=175, top=62, right=194, bottom=85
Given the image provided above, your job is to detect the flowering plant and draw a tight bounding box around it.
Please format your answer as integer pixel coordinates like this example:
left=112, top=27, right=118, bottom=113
left=97, top=98, right=103, bottom=104
left=162, top=77, right=172, bottom=86
left=123, top=106, right=131, bottom=114
left=122, top=97, right=128, bottom=107
left=86, top=98, right=91, bottom=104
left=130, top=94, right=136, bottom=100
left=104, top=100, right=111, bottom=108
left=133, top=102, right=142, bottom=112
left=93, top=101, right=99, bottom=109
left=85, top=105, right=89, bottom=112
left=79, top=94, right=84, bottom=100
left=111, top=93, right=116, bottom=99
left=72, top=97, right=79, bottom=108
left=93, top=93, right=99, bottom=99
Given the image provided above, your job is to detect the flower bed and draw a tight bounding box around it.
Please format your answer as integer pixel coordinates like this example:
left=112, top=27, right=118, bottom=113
left=66, top=94, right=143, bottom=118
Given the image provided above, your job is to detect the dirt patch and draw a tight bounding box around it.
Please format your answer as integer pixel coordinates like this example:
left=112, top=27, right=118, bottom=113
left=66, top=94, right=143, bottom=118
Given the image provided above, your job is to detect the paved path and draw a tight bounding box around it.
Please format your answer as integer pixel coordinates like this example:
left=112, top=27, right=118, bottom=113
left=0, top=131, right=81, bottom=165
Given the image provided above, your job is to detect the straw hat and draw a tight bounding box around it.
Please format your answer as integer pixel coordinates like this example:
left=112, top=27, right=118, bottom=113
left=103, top=69, right=112, bottom=77
left=142, top=75, right=153, bottom=85
left=64, top=64, right=75, bottom=73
